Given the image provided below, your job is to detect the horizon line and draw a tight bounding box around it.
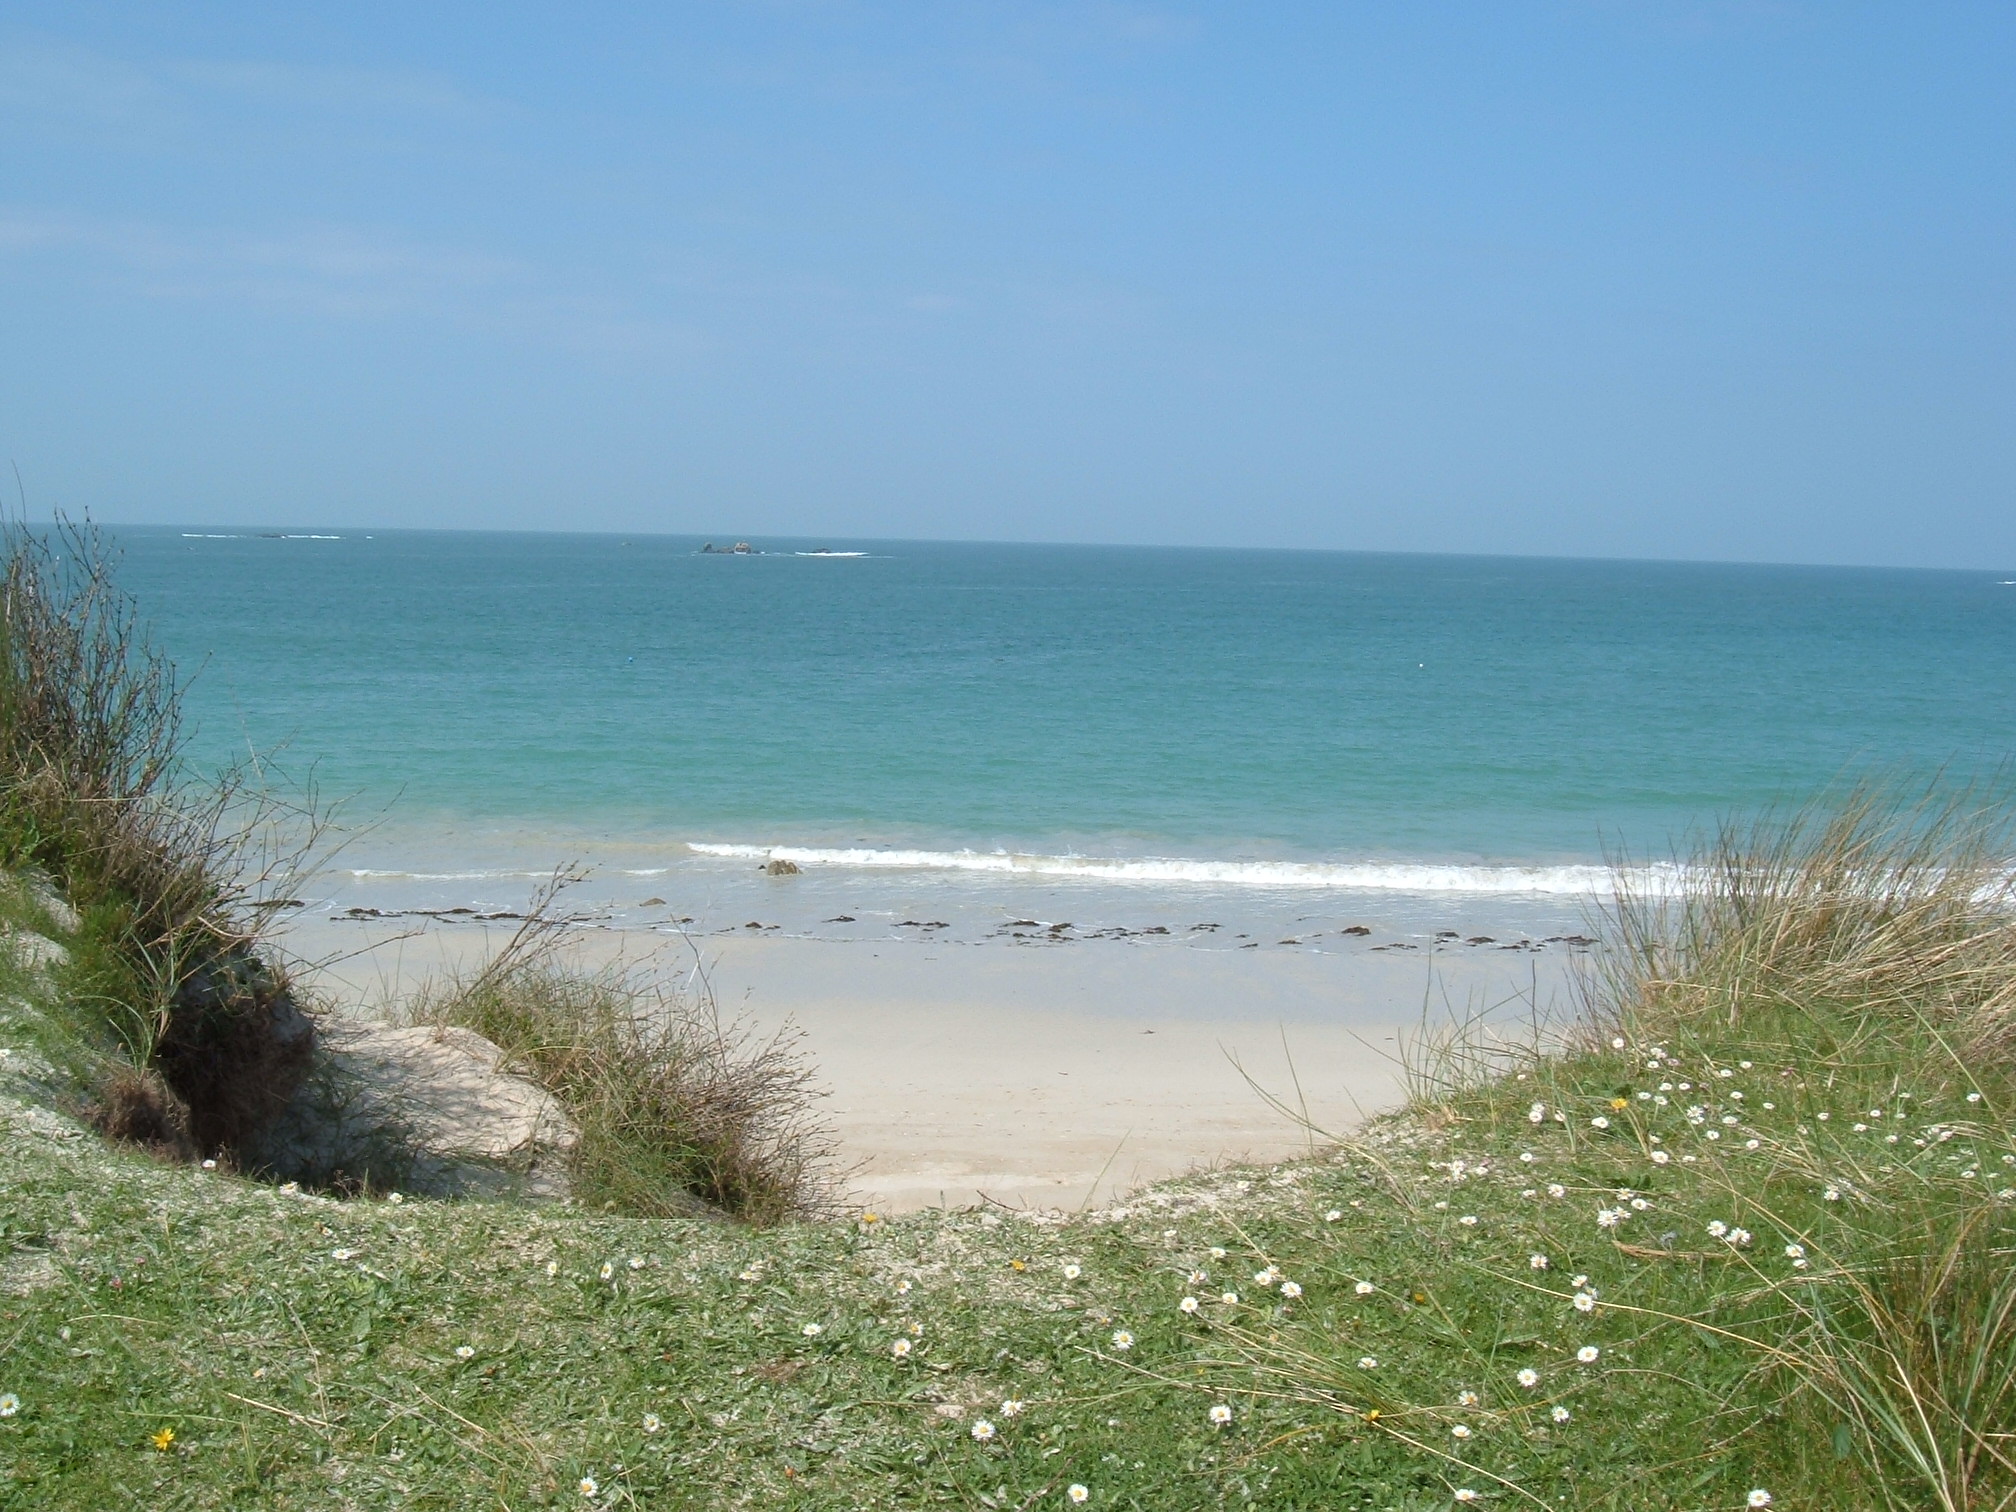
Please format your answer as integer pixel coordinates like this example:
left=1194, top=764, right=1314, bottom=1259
left=67, top=518, right=2016, bottom=578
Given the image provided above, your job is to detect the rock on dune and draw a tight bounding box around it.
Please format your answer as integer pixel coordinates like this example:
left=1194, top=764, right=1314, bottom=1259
left=248, top=1019, right=577, bottom=1200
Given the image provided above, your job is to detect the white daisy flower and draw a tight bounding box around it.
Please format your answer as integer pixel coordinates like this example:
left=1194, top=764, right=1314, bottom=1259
left=643, top=1412, right=661, bottom=1432
left=1529, top=1254, right=1549, bottom=1269
left=1546, top=1184, right=1567, bottom=1199
left=1110, top=1330, right=1133, bottom=1350
left=454, top=1345, right=475, bottom=1360
left=1516, top=1368, right=1539, bottom=1388
left=970, top=1419, right=995, bottom=1441
left=1354, top=1279, right=1375, bottom=1295
left=1062, top=1264, right=1081, bottom=1280
left=1208, top=1404, right=1233, bottom=1426
left=1455, top=1493, right=1479, bottom=1504
left=0, top=1394, right=18, bottom=1417
left=1747, top=1493, right=1772, bottom=1508
left=1457, top=1390, right=1479, bottom=1406
left=1357, top=1356, right=1379, bottom=1369
left=1068, top=1484, right=1089, bottom=1503
left=1572, top=1291, right=1597, bottom=1313
left=1221, top=1291, right=1239, bottom=1305
left=578, top=1476, right=598, bottom=1497
left=892, top=1338, right=911, bottom=1357
left=1590, top=1117, right=1610, bottom=1130
left=1551, top=1405, right=1571, bottom=1422
left=1576, top=1346, right=1599, bottom=1363
left=1279, top=1281, right=1303, bottom=1299
left=628, top=1256, right=645, bottom=1271
left=598, top=1261, right=615, bottom=1281
left=1001, top=1399, right=1024, bottom=1417
left=801, top=1323, right=823, bottom=1336
left=1451, top=1424, right=1472, bottom=1439
left=1179, top=1296, right=1200, bottom=1314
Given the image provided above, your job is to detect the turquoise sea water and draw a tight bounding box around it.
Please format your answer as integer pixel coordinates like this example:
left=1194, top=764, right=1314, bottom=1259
left=110, top=528, right=2016, bottom=936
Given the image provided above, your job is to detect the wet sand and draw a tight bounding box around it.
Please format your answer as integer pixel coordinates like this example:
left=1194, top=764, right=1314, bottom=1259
left=280, top=916, right=1582, bottom=1211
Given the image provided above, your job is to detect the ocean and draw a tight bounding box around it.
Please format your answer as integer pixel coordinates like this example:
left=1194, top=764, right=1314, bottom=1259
left=116, top=527, right=2016, bottom=950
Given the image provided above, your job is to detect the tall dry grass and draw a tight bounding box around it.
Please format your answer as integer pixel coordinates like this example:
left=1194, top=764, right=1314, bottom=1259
left=1599, top=783, right=2016, bottom=1509
left=419, top=888, right=842, bottom=1224
left=1600, top=782, right=2016, bottom=1057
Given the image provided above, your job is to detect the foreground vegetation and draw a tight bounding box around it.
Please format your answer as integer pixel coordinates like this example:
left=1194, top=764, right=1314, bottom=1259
left=3, top=786, right=2016, bottom=1508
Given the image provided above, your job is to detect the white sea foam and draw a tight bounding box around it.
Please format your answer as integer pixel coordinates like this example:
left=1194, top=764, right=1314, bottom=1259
left=684, top=842, right=1670, bottom=895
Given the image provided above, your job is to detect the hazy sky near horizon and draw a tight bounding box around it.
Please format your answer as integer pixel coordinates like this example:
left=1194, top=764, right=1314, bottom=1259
left=1, top=4, right=2011, bottom=567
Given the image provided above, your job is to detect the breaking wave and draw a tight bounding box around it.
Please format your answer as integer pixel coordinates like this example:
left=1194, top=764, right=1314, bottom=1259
left=684, top=842, right=1674, bottom=895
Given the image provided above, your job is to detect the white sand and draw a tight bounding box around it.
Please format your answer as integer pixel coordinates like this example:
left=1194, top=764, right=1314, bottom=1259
left=280, top=918, right=1579, bottom=1211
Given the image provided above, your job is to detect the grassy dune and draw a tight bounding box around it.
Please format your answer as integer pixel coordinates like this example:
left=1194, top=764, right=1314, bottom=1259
left=4, top=790, right=2016, bottom=1509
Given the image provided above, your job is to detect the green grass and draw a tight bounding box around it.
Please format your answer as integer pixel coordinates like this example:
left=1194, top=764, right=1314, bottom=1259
left=5, top=788, right=2016, bottom=1508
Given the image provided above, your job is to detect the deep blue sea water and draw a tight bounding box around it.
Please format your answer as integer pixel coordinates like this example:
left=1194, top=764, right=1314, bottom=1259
left=110, top=528, right=2016, bottom=937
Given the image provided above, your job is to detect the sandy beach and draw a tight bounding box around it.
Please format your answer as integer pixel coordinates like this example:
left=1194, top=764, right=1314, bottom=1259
left=281, top=913, right=1584, bottom=1211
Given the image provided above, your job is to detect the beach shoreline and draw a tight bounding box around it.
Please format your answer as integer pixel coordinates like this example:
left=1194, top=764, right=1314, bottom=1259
left=280, top=906, right=1586, bottom=1211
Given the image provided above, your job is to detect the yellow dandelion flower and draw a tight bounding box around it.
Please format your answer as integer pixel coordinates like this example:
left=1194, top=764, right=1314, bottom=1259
left=151, top=1427, right=175, bottom=1451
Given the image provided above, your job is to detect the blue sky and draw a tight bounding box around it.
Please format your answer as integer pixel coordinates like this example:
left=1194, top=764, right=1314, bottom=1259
left=1, top=3, right=2010, bottom=566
